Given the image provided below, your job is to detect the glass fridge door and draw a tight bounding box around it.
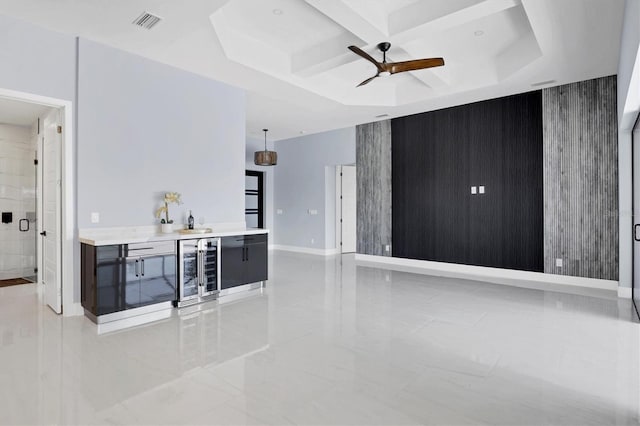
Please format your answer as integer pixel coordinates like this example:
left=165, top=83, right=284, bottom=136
left=180, top=240, right=200, bottom=301
left=200, top=238, right=219, bottom=297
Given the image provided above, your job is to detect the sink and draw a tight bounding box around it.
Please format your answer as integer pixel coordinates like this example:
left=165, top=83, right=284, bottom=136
left=178, top=228, right=212, bottom=235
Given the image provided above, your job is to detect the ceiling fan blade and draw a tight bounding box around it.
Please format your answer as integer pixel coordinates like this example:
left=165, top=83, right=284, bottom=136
left=389, top=58, right=445, bottom=74
left=348, top=46, right=384, bottom=72
left=357, top=75, right=378, bottom=87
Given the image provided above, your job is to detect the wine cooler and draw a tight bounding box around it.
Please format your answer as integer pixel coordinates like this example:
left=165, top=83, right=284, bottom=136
left=176, top=237, right=220, bottom=307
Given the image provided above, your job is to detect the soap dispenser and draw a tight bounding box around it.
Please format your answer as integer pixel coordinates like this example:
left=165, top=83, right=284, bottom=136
left=188, top=210, right=194, bottom=230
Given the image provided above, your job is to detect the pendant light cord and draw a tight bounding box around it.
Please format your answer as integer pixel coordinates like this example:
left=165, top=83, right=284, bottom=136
left=263, top=129, right=268, bottom=151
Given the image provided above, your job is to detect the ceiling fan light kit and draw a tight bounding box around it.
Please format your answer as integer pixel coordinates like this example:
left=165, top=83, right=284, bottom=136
left=348, top=42, right=445, bottom=87
left=254, top=128, right=277, bottom=166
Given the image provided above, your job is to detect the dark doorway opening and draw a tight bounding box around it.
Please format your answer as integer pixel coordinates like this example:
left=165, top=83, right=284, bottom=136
left=245, top=170, right=264, bottom=229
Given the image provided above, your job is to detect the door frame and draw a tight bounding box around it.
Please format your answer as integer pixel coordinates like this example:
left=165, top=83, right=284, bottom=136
left=335, top=164, right=357, bottom=254
left=632, top=112, right=640, bottom=320
left=0, top=87, right=75, bottom=316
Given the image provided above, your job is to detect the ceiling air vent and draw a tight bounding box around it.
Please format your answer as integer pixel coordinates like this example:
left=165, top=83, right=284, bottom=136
left=132, top=12, right=162, bottom=30
left=375, top=114, right=390, bottom=118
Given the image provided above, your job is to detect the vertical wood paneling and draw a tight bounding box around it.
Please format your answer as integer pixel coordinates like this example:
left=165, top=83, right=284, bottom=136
left=356, top=121, right=392, bottom=256
left=391, top=92, right=544, bottom=271
left=543, top=76, right=619, bottom=280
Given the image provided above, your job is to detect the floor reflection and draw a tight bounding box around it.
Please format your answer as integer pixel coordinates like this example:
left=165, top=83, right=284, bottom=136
left=0, top=252, right=638, bottom=425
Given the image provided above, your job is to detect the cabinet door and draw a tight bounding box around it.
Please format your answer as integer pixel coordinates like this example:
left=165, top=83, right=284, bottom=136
left=94, top=245, right=124, bottom=315
left=244, top=240, right=267, bottom=284
left=139, top=254, right=177, bottom=306
left=220, top=236, right=246, bottom=289
left=123, top=257, right=141, bottom=309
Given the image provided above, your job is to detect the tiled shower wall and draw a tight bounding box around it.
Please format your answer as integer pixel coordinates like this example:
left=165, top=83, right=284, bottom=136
left=0, top=123, right=37, bottom=280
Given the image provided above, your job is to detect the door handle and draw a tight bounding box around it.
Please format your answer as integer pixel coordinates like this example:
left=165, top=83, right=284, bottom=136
left=40, top=231, right=46, bottom=237
left=135, top=259, right=139, bottom=278
left=141, top=259, right=145, bottom=276
left=635, top=224, right=640, bottom=242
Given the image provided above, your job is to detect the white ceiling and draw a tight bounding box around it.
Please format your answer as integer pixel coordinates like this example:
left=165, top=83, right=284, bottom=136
left=0, top=0, right=625, bottom=140
left=0, top=97, right=51, bottom=127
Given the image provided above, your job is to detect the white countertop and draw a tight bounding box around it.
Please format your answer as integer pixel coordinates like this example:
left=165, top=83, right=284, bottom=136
left=79, top=227, right=269, bottom=246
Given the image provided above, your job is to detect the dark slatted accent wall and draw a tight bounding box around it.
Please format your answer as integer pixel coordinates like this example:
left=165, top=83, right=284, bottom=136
left=356, top=120, right=392, bottom=256
left=391, top=92, right=544, bottom=272
left=542, top=76, right=619, bottom=280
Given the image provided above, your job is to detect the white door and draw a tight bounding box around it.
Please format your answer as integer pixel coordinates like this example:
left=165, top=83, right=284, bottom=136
left=42, top=109, right=61, bottom=313
left=340, top=166, right=357, bottom=253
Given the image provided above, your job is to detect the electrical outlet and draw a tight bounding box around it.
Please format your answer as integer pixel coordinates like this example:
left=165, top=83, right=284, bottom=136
left=385, top=244, right=390, bottom=252
left=471, top=186, right=477, bottom=194
left=479, top=186, right=485, bottom=194
left=556, top=258, right=563, bottom=267
left=91, top=212, right=100, bottom=224
left=308, top=209, right=318, bottom=215
left=276, top=209, right=283, bottom=215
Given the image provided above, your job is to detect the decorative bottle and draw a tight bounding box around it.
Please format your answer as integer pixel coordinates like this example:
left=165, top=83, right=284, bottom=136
left=188, top=210, right=194, bottom=230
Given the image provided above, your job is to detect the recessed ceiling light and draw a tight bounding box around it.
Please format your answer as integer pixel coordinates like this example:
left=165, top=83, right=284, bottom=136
left=272, top=9, right=283, bottom=15
left=474, top=30, right=485, bottom=36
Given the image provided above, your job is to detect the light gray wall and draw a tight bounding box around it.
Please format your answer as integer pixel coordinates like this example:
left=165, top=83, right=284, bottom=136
left=543, top=76, right=619, bottom=281
left=0, top=14, right=76, bottom=101
left=245, top=136, right=275, bottom=235
left=77, top=38, right=245, bottom=229
left=273, top=127, right=355, bottom=250
left=0, top=15, right=80, bottom=301
left=356, top=120, right=392, bottom=256
left=617, top=0, right=640, bottom=288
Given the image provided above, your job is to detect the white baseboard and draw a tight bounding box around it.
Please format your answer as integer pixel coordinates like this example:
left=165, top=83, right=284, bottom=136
left=64, top=302, right=85, bottom=317
left=618, top=287, right=632, bottom=299
left=272, top=245, right=338, bottom=256
left=355, top=254, right=618, bottom=293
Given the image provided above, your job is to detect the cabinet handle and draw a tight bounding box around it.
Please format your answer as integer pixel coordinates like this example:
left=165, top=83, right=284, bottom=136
left=635, top=224, right=640, bottom=242
left=135, top=259, right=139, bottom=277
left=141, top=259, right=145, bottom=276
left=246, top=246, right=249, bottom=261
left=198, top=250, right=204, bottom=286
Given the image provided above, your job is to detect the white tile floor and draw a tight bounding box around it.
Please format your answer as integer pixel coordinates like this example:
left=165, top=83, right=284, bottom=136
left=0, top=251, right=639, bottom=425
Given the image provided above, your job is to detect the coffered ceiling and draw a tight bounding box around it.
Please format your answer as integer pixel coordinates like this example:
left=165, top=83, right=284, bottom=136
left=0, top=0, right=625, bottom=140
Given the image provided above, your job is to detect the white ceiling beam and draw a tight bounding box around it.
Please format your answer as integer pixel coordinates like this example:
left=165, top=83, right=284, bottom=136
left=304, top=0, right=387, bottom=45
left=392, top=0, right=522, bottom=43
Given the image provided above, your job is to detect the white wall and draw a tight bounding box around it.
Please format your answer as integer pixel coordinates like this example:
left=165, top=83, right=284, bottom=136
left=77, top=38, right=246, bottom=229
left=0, top=124, right=36, bottom=280
left=617, top=0, right=640, bottom=288
left=273, top=127, right=355, bottom=251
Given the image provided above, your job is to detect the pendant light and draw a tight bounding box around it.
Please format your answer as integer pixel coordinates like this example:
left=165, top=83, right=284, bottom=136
left=254, top=128, right=277, bottom=166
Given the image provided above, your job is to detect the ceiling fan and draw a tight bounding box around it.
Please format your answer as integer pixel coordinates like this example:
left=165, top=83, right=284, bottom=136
left=348, top=42, right=444, bottom=87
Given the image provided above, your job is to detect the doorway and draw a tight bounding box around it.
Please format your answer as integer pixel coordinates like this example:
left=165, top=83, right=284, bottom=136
left=336, top=165, right=356, bottom=254
left=245, top=170, right=264, bottom=229
left=0, top=88, right=73, bottom=315
left=633, top=115, right=640, bottom=320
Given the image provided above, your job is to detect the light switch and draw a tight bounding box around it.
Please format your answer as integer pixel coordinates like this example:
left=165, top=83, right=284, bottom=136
left=276, top=209, right=283, bottom=215
left=479, top=186, right=485, bottom=194
left=471, top=186, right=477, bottom=195
left=308, top=209, right=318, bottom=215
left=91, top=212, right=100, bottom=224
